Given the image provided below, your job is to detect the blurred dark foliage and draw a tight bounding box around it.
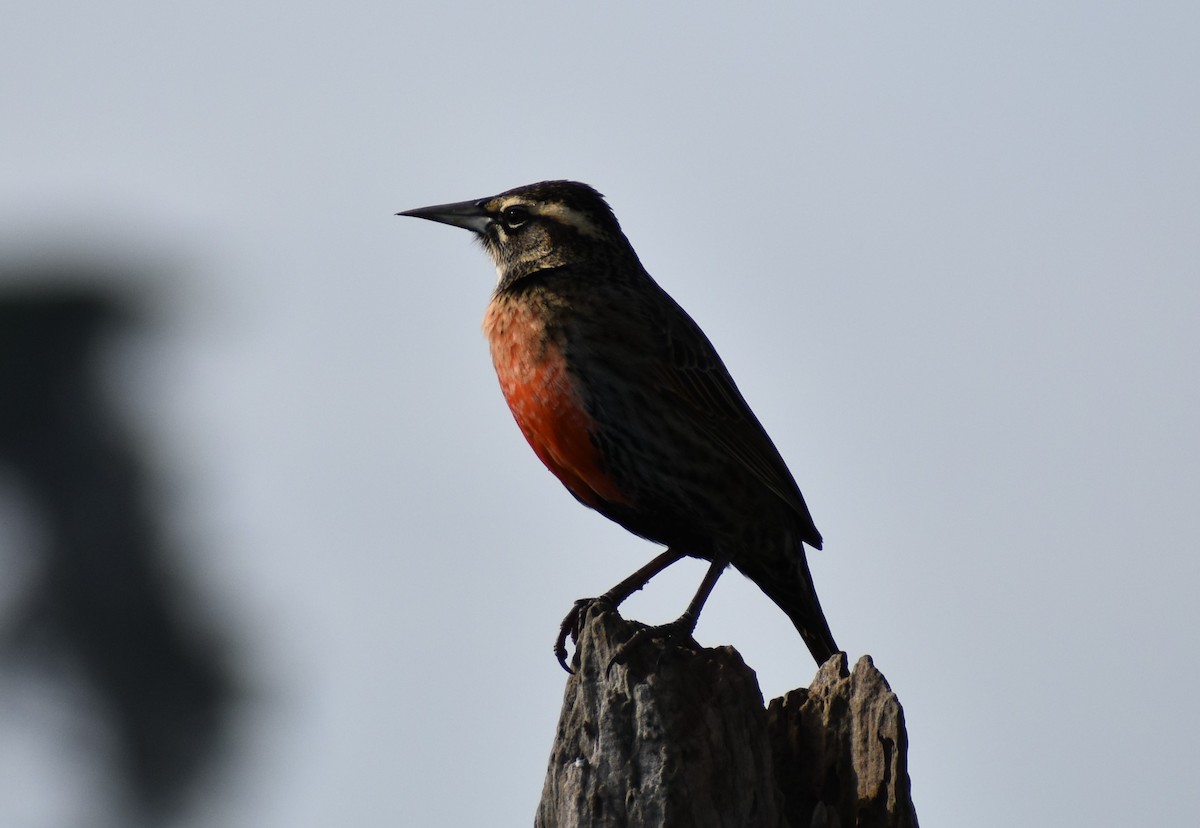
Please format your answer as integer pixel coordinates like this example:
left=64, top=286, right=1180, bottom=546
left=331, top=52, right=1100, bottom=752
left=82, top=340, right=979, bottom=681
left=0, top=273, right=234, bottom=823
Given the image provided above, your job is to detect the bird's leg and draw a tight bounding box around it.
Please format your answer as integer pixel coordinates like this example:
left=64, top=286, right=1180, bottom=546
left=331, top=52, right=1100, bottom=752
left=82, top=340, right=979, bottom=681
left=606, top=557, right=728, bottom=675
left=555, top=547, right=687, bottom=672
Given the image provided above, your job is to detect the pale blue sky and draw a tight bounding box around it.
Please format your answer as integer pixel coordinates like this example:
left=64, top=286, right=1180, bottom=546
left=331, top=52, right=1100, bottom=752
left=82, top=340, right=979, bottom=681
left=2, top=2, right=1198, bottom=825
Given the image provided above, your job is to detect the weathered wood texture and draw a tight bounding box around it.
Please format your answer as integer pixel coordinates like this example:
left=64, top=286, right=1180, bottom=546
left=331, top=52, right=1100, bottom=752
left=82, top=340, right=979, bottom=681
left=536, top=604, right=917, bottom=828
left=767, top=656, right=918, bottom=828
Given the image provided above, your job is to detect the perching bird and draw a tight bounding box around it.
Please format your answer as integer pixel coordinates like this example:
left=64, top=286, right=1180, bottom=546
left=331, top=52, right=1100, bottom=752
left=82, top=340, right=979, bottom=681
left=398, top=180, right=838, bottom=670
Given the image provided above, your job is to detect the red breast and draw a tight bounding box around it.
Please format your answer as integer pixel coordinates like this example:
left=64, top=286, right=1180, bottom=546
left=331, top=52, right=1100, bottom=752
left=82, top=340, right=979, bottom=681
left=483, top=295, right=630, bottom=510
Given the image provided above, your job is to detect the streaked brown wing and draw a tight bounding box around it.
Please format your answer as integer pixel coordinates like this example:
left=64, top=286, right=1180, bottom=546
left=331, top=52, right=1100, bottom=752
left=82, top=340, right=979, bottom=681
left=650, top=299, right=823, bottom=547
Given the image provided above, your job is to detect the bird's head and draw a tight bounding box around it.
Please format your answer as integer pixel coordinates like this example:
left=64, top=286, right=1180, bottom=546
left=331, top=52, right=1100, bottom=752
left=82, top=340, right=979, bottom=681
left=398, top=180, right=633, bottom=287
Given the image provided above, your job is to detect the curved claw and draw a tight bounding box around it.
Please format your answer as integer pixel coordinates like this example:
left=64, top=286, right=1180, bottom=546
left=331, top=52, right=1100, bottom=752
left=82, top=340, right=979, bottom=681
left=551, top=548, right=691, bottom=673
left=605, top=618, right=696, bottom=677
left=554, top=598, right=597, bottom=674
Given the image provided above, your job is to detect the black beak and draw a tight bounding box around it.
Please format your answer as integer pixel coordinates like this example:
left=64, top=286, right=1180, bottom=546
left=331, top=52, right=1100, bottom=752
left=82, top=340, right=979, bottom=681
left=396, top=198, right=491, bottom=234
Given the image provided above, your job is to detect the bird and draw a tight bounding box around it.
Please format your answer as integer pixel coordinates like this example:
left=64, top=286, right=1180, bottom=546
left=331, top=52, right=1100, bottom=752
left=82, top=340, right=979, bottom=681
left=397, top=180, right=839, bottom=671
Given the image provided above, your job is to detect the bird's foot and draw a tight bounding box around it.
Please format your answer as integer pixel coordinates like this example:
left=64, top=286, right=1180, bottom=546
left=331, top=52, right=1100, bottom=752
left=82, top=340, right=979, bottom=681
left=554, top=596, right=614, bottom=674
left=605, top=616, right=698, bottom=677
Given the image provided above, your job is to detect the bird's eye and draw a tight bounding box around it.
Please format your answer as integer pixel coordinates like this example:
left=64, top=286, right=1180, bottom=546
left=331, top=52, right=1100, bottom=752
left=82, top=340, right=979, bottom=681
left=500, top=205, right=531, bottom=229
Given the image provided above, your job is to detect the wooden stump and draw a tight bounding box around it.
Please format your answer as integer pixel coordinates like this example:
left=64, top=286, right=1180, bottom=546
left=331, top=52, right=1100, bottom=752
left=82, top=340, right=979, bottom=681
left=536, top=603, right=917, bottom=827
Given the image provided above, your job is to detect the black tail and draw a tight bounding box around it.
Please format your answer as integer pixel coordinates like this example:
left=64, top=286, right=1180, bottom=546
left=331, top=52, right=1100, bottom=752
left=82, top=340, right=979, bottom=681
left=741, top=550, right=839, bottom=666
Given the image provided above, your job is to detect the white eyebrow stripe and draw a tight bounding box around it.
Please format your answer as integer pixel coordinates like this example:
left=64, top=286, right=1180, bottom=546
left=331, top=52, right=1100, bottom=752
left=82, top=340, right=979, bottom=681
left=497, top=198, right=606, bottom=240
